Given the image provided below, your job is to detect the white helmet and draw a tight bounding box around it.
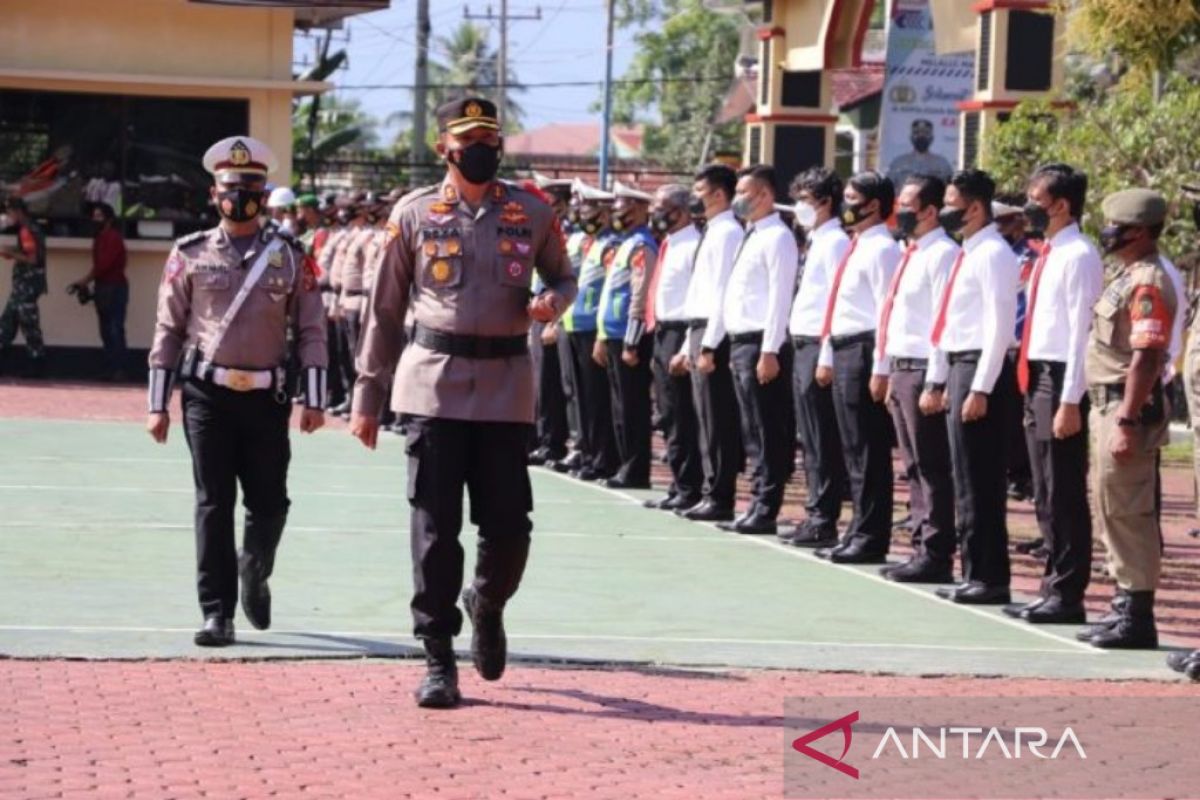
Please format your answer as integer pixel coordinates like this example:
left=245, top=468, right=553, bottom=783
left=267, top=186, right=296, bottom=210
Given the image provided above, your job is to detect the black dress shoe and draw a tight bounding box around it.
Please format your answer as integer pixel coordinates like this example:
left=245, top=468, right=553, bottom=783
left=462, top=586, right=506, bottom=681
left=238, top=551, right=271, bottom=631
left=194, top=616, right=235, bottom=647
left=415, top=638, right=461, bottom=708
left=1022, top=597, right=1087, bottom=624
left=643, top=495, right=674, bottom=509
left=572, top=466, right=605, bottom=482
left=935, top=581, right=973, bottom=599
left=1166, top=650, right=1200, bottom=674
left=644, top=495, right=698, bottom=511
left=603, top=477, right=651, bottom=490
left=885, top=558, right=955, bottom=584
left=950, top=583, right=1011, bottom=605
left=814, top=542, right=850, bottom=560
left=1003, top=597, right=1045, bottom=618
left=528, top=447, right=551, bottom=466
left=678, top=501, right=735, bottom=522
left=783, top=522, right=839, bottom=549
left=1014, top=537, right=1045, bottom=555
left=829, top=545, right=888, bottom=565
left=715, top=514, right=777, bottom=535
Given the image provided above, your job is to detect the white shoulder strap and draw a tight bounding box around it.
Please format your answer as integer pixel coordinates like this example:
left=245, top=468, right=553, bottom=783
left=204, top=237, right=287, bottom=361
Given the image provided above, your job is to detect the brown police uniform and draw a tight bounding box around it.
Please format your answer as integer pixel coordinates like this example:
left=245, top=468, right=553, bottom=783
left=354, top=166, right=576, bottom=643
left=148, top=136, right=327, bottom=631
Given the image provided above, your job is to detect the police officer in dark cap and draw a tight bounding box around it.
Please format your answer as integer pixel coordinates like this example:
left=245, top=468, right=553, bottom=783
left=351, top=97, right=576, bottom=708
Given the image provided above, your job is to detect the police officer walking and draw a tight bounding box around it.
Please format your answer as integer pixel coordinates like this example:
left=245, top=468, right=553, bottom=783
left=351, top=97, right=576, bottom=709
left=146, top=136, right=328, bottom=646
left=1079, top=188, right=1176, bottom=649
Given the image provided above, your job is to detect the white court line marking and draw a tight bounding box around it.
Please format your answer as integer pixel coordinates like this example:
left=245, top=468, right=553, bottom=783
left=0, top=485, right=620, bottom=504
left=536, top=467, right=1102, bottom=655
left=0, top=625, right=1086, bottom=655
left=20, top=455, right=405, bottom=471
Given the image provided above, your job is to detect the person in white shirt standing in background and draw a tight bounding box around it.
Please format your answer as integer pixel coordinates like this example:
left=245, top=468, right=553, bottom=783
left=813, top=171, right=900, bottom=564
left=781, top=167, right=851, bottom=549
left=877, top=174, right=959, bottom=583
left=713, top=165, right=798, bottom=535
left=924, top=169, right=1020, bottom=606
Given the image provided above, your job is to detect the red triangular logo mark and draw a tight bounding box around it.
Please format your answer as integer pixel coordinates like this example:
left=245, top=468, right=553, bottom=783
left=791, top=711, right=860, bottom=779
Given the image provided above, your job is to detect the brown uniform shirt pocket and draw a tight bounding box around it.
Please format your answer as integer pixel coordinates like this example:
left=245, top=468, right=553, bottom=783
left=496, top=255, right=533, bottom=290
left=420, top=255, right=464, bottom=291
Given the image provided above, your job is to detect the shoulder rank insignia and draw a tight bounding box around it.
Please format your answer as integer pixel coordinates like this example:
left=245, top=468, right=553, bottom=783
left=175, top=229, right=208, bottom=249
left=503, top=201, right=524, bottom=214
left=430, top=201, right=455, bottom=215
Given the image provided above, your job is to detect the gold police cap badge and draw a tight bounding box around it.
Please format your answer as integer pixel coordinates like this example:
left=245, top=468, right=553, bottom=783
left=230, top=140, right=252, bottom=167
left=465, top=101, right=483, bottom=118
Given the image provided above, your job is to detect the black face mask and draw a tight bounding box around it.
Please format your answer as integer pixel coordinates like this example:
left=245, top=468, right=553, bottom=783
left=650, top=209, right=678, bottom=234
left=841, top=200, right=874, bottom=228
left=448, top=142, right=502, bottom=185
left=912, top=135, right=933, bottom=153
left=1023, top=201, right=1050, bottom=232
left=895, top=210, right=919, bottom=238
left=580, top=218, right=603, bottom=235
left=939, top=206, right=967, bottom=234
left=216, top=189, right=265, bottom=223
left=687, top=195, right=705, bottom=216
left=1099, top=224, right=1135, bottom=255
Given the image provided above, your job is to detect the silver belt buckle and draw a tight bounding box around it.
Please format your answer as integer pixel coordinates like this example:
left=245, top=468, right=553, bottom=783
left=225, top=369, right=256, bottom=392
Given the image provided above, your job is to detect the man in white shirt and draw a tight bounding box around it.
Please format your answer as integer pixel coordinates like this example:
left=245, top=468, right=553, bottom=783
left=812, top=171, right=900, bottom=563
left=923, top=169, right=1020, bottom=605
left=783, top=167, right=850, bottom=548
left=678, top=164, right=744, bottom=522
left=712, top=165, right=798, bottom=534
left=878, top=174, right=959, bottom=583
left=1006, top=164, right=1103, bottom=624
left=642, top=184, right=704, bottom=511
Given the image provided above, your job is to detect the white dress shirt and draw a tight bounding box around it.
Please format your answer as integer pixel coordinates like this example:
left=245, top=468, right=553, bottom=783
left=653, top=224, right=701, bottom=323
left=686, top=209, right=742, bottom=350
left=789, top=218, right=851, bottom=337
left=882, top=227, right=959, bottom=363
left=1024, top=223, right=1104, bottom=404
left=818, top=223, right=901, bottom=374
left=1162, top=255, right=1185, bottom=378
left=714, top=212, right=799, bottom=354
left=927, top=224, right=1020, bottom=393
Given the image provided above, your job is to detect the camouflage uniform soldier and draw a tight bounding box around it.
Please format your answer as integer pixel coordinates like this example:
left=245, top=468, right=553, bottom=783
left=1080, top=188, right=1176, bottom=650
left=0, top=196, right=48, bottom=376
left=351, top=97, right=576, bottom=709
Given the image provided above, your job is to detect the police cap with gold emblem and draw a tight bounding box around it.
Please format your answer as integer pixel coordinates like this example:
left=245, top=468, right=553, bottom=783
left=436, top=97, right=501, bottom=135
left=202, top=136, right=278, bottom=185
left=1101, top=188, right=1167, bottom=227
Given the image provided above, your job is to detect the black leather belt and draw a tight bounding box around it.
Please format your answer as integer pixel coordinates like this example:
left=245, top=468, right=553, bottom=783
left=413, top=324, right=528, bottom=359
left=656, top=320, right=688, bottom=332
left=1088, top=383, right=1125, bottom=406
left=893, top=357, right=928, bottom=371
left=948, top=349, right=982, bottom=365
left=729, top=331, right=763, bottom=345
left=687, top=318, right=708, bottom=331
left=830, top=330, right=875, bottom=349
left=344, top=289, right=367, bottom=297
left=792, top=334, right=821, bottom=347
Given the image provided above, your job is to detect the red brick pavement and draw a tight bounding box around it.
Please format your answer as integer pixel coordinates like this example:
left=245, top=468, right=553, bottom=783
left=1, top=660, right=1196, bottom=800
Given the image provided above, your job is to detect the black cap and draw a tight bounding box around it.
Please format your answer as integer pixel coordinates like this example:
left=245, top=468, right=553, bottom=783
left=436, top=97, right=500, bottom=135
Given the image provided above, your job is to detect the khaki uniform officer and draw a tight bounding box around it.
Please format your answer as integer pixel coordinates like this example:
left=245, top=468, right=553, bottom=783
left=146, top=136, right=327, bottom=647
left=1081, top=188, right=1176, bottom=650
left=351, top=97, right=576, bottom=709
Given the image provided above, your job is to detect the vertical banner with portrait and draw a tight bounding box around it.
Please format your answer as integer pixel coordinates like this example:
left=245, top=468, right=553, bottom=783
left=878, top=0, right=974, bottom=188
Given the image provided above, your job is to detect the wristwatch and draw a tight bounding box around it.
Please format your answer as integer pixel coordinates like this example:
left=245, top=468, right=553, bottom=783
left=1116, top=416, right=1139, bottom=428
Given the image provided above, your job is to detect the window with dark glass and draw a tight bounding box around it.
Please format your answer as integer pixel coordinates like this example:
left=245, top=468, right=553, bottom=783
left=0, top=89, right=248, bottom=239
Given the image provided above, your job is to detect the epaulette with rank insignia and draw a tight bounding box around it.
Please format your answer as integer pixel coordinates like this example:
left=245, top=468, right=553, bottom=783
left=397, top=184, right=441, bottom=210
left=175, top=230, right=208, bottom=250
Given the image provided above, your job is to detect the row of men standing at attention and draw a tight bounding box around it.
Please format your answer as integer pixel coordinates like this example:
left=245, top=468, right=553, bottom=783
left=529, top=160, right=1181, bottom=652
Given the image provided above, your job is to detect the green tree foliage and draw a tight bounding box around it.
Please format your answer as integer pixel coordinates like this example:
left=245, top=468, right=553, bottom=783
left=609, top=0, right=744, bottom=169
left=1060, top=0, right=1200, bottom=79
left=985, top=76, right=1200, bottom=256
left=292, top=95, right=379, bottom=161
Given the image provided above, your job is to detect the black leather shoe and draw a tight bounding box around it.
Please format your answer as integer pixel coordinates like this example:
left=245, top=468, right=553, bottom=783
left=644, top=495, right=698, bottom=511
left=194, top=616, right=235, bottom=647
left=1014, top=537, right=1044, bottom=555
left=678, top=501, right=735, bottom=522
left=1003, top=597, right=1045, bottom=618
left=462, top=586, right=506, bottom=681
left=1165, top=649, right=1200, bottom=674
left=603, top=477, right=651, bottom=490
left=783, top=523, right=839, bottom=549
left=572, top=467, right=605, bottom=482
left=1089, top=592, right=1157, bottom=649
left=1075, top=591, right=1130, bottom=640
left=828, top=545, right=888, bottom=565
left=885, top=557, right=955, bottom=584
left=238, top=551, right=271, bottom=631
left=415, top=638, right=461, bottom=708
left=951, top=583, right=1011, bottom=605
left=716, top=514, right=777, bottom=535
left=528, top=447, right=551, bottom=466
left=814, top=542, right=850, bottom=560
left=935, top=582, right=972, bottom=599
left=1022, top=597, right=1087, bottom=624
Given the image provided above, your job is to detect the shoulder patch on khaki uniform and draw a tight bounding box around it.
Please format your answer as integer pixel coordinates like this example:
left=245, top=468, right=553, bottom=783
left=175, top=230, right=208, bottom=251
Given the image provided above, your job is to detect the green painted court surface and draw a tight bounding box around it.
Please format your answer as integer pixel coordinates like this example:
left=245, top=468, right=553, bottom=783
left=0, top=417, right=1176, bottom=679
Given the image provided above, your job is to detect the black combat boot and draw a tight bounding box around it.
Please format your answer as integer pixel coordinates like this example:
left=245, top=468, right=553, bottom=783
left=1075, top=590, right=1129, bottom=641
left=1089, top=590, right=1158, bottom=649
left=415, top=638, right=461, bottom=709
left=239, top=512, right=286, bottom=631
left=462, top=585, right=507, bottom=681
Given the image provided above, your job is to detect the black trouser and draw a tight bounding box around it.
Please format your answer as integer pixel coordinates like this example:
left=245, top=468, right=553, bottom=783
left=556, top=328, right=581, bottom=444
left=888, top=363, right=955, bottom=564
left=793, top=336, right=847, bottom=531
left=826, top=333, right=894, bottom=553
left=652, top=323, right=703, bottom=503
left=567, top=330, right=617, bottom=474
left=325, top=317, right=346, bottom=406
left=1005, top=349, right=1033, bottom=491
left=530, top=321, right=569, bottom=457
left=181, top=379, right=291, bottom=621
left=337, top=310, right=361, bottom=400
left=1024, top=360, right=1092, bottom=603
left=93, top=281, right=128, bottom=375
left=406, top=416, right=533, bottom=639
left=947, top=352, right=1013, bottom=588
left=605, top=336, right=654, bottom=485
left=688, top=325, right=742, bottom=509
left=730, top=335, right=795, bottom=518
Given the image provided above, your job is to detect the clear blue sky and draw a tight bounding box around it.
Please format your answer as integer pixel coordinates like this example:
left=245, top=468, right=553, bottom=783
left=293, top=1, right=642, bottom=141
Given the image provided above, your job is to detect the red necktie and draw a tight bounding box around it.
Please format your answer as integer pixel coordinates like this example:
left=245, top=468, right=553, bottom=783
left=875, top=242, right=919, bottom=362
left=929, top=249, right=966, bottom=348
left=819, top=236, right=860, bottom=340
left=1016, top=242, right=1052, bottom=394
left=645, top=238, right=667, bottom=332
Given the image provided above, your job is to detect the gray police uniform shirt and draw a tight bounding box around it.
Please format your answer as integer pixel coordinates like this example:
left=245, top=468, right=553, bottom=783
left=353, top=178, right=577, bottom=424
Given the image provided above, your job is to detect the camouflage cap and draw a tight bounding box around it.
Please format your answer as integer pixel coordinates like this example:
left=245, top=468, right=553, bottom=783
left=1101, top=188, right=1167, bottom=227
